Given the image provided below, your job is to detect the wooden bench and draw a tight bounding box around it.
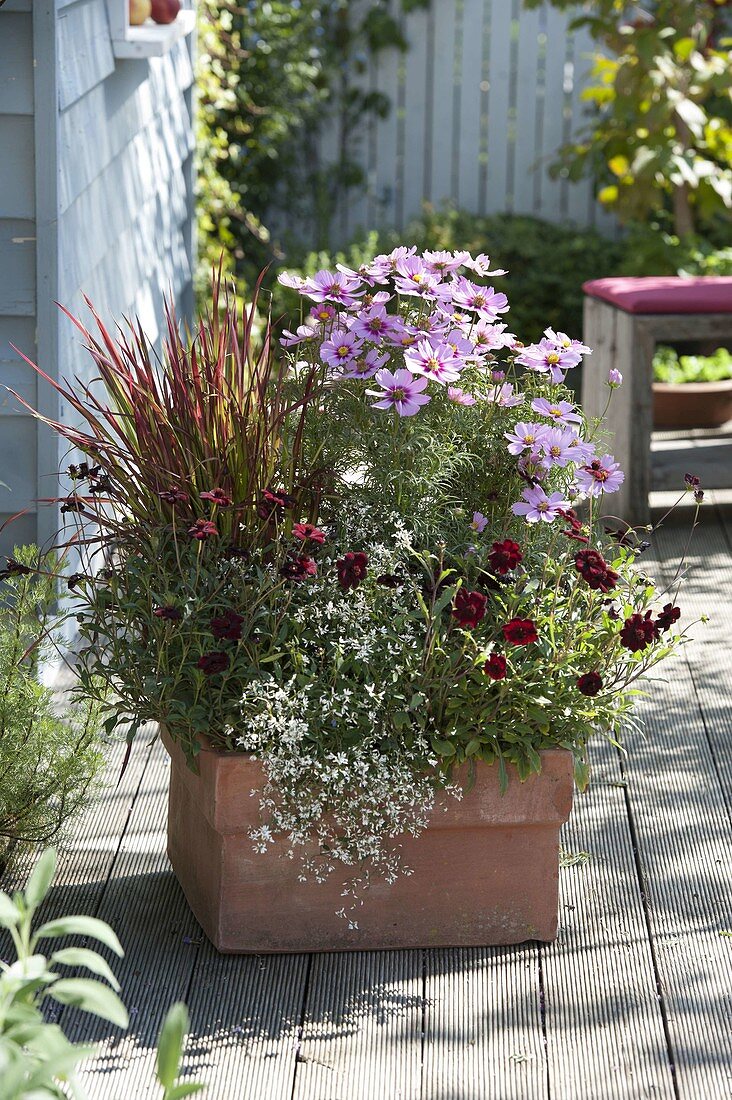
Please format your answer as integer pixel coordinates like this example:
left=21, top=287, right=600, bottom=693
left=581, top=276, right=732, bottom=525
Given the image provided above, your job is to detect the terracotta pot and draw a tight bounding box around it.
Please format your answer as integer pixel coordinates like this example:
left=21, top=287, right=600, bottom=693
left=653, top=380, right=732, bottom=429
left=161, top=729, right=574, bottom=953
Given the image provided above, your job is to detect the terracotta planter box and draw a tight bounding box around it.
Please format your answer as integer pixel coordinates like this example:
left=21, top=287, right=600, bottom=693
left=162, top=729, right=574, bottom=953
left=653, top=379, right=732, bottom=429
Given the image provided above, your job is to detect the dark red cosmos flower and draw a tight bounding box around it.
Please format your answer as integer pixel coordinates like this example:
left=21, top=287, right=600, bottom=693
left=488, top=539, right=522, bottom=575
left=210, top=609, right=244, bottom=640
left=197, top=651, right=230, bottom=675
left=158, top=487, right=188, bottom=505
left=620, top=611, right=658, bottom=652
left=574, top=549, right=619, bottom=593
left=292, top=522, right=326, bottom=545
left=502, top=618, right=538, bottom=646
left=153, top=606, right=183, bottom=622
left=483, top=653, right=507, bottom=680
left=656, top=603, right=681, bottom=632
left=188, top=518, right=218, bottom=540
left=452, top=588, right=488, bottom=629
left=337, top=552, right=368, bottom=590
left=2, top=558, right=32, bottom=577
left=576, top=671, right=603, bottom=696
left=257, top=488, right=296, bottom=520
left=281, top=556, right=318, bottom=581
left=200, top=488, right=233, bottom=507
left=376, top=573, right=402, bottom=588
left=60, top=495, right=87, bottom=514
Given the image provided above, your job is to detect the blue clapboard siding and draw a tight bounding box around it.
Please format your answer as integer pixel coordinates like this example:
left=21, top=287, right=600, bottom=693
left=0, top=5, right=37, bottom=561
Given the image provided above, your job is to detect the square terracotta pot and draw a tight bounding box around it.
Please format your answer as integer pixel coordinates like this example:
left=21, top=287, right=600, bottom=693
left=162, top=729, right=574, bottom=953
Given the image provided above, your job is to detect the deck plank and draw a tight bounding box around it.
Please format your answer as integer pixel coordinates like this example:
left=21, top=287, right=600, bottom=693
left=542, top=739, right=676, bottom=1100
left=293, top=951, right=424, bottom=1100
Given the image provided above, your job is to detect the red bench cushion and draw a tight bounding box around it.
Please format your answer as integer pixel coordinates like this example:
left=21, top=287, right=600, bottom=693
left=583, top=276, right=732, bottom=315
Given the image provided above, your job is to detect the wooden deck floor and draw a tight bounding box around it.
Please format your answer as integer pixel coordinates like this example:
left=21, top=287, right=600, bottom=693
left=4, top=507, right=732, bottom=1099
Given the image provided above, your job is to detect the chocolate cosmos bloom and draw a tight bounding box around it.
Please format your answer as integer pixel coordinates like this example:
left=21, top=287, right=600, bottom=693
left=257, top=488, right=296, bottom=520
left=292, top=522, right=326, bottom=545
left=60, top=495, right=86, bottom=514
left=200, top=488, right=233, bottom=507
left=452, top=588, right=488, bottom=629
left=197, top=651, right=230, bottom=675
left=1, top=558, right=32, bottom=578
left=210, top=609, right=244, bottom=640
left=158, top=487, right=189, bottom=505
left=502, top=618, right=538, bottom=645
left=153, top=606, right=183, bottom=622
left=488, top=539, right=523, bottom=575
left=656, top=603, right=681, bottom=632
left=620, top=611, right=658, bottom=652
left=188, top=518, right=218, bottom=540
left=483, top=653, right=507, bottom=680
left=574, top=549, right=619, bottom=593
left=576, top=671, right=603, bottom=696
left=280, top=556, right=318, bottom=581
left=337, top=552, right=368, bottom=590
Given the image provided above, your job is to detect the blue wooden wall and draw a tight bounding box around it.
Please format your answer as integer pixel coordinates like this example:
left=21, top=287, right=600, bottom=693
left=0, top=0, right=195, bottom=560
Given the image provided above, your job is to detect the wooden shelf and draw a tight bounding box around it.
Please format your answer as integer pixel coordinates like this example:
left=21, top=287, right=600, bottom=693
left=111, top=8, right=195, bottom=60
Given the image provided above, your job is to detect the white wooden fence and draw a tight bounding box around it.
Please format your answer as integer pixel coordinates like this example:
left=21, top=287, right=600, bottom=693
left=314, top=0, right=615, bottom=248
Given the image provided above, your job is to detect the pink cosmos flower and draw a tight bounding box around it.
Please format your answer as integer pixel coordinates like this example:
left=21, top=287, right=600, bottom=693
left=511, top=486, right=569, bottom=523
left=515, top=339, right=582, bottom=383
left=410, top=311, right=451, bottom=339
left=405, top=338, right=463, bottom=385
left=469, top=321, right=517, bottom=353
left=351, top=304, right=400, bottom=343
left=394, top=257, right=443, bottom=298
left=341, top=348, right=390, bottom=380
left=517, top=451, right=550, bottom=483
left=463, top=253, right=508, bottom=278
left=442, top=328, right=475, bottom=358
left=504, top=422, right=549, bottom=455
left=423, top=249, right=471, bottom=275
left=277, top=271, right=306, bottom=290
left=450, top=277, right=509, bottom=320
left=281, top=325, right=317, bottom=348
left=544, top=327, right=592, bottom=357
left=531, top=397, right=582, bottom=425
left=607, top=368, right=623, bottom=387
left=540, top=427, right=579, bottom=468
left=320, top=329, right=363, bottom=370
left=301, top=269, right=364, bottom=307
left=447, top=387, right=477, bottom=406
left=310, top=303, right=338, bottom=325
left=471, top=511, right=488, bottom=533
left=486, top=382, right=523, bottom=409
left=575, top=454, right=625, bottom=496
left=565, top=434, right=596, bottom=463
left=368, top=368, right=431, bottom=417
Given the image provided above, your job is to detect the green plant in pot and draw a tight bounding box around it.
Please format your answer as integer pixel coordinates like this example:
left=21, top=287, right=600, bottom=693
left=8, top=258, right=698, bottom=951
left=652, top=344, right=732, bottom=428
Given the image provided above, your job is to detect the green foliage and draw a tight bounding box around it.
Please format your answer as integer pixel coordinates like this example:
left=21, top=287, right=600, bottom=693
left=653, top=344, right=732, bottom=383
left=0, top=547, right=103, bottom=870
left=0, top=848, right=127, bottom=1099
left=196, top=0, right=428, bottom=293
left=529, top=0, right=732, bottom=238
left=271, top=208, right=627, bottom=344
left=0, top=852, right=203, bottom=1100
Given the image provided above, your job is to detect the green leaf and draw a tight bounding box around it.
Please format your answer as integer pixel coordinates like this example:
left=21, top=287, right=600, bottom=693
left=0, top=891, right=20, bottom=928
left=47, top=978, right=129, bottom=1029
left=163, top=1085, right=206, bottom=1100
left=430, top=737, right=456, bottom=758
left=25, top=849, right=57, bottom=911
left=35, top=916, right=124, bottom=957
left=156, top=1002, right=189, bottom=1090
left=50, top=948, right=121, bottom=992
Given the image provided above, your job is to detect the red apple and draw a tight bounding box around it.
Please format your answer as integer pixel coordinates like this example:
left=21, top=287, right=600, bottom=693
left=129, top=0, right=151, bottom=25
left=151, top=0, right=181, bottom=24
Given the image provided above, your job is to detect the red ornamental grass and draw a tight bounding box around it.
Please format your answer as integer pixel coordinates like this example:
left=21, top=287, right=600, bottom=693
left=8, top=269, right=322, bottom=550
left=337, top=552, right=368, bottom=590
left=488, top=539, right=522, bottom=575
left=502, top=618, right=538, bottom=646
left=452, top=588, right=488, bottom=630
left=576, top=671, right=603, bottom=696
left=483, top=653, right=507, bottom=680
left=620, top=611, right=658, bottom=652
